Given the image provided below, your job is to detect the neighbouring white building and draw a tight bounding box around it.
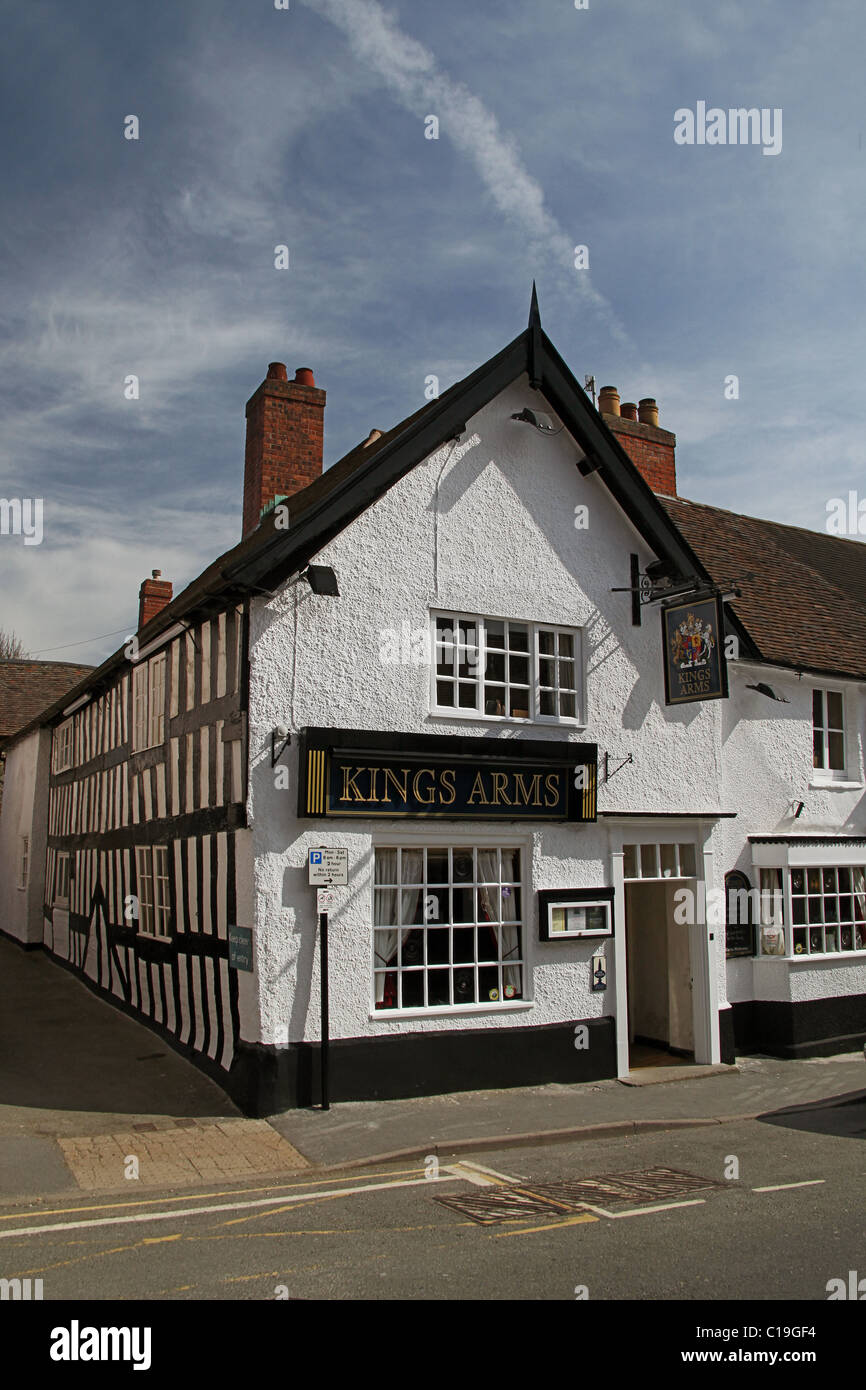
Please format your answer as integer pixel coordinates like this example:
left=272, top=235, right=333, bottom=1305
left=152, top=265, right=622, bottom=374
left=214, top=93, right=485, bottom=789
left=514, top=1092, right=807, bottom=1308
left=2, top=290, right=864, bottom=1113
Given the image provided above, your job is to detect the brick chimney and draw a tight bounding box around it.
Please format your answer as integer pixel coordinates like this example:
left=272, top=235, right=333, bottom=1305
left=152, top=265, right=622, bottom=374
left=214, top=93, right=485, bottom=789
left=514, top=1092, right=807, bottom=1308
left=138, top=570, right=173, bottom=630
left=598, top=387, right=676, bottom=496
left=242, top=363, right=326, bottom=537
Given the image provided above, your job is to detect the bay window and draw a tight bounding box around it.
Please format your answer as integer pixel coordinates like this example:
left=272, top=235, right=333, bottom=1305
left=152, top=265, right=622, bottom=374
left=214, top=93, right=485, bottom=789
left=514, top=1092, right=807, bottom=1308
left=789, top=866, right=866, bottom=955
left=755, top=862, right=866, bottom=956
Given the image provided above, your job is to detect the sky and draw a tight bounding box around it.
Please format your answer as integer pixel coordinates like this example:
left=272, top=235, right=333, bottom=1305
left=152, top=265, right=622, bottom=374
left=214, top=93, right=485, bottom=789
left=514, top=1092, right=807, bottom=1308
left=1, top=0, right=864, bottom=666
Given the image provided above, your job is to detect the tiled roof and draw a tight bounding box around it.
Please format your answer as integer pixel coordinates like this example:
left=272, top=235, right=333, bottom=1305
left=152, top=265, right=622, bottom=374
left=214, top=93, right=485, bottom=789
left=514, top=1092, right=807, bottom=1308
left=0, top=661, right=95, bottom=741
left=661, top=497, right=866, bottom=680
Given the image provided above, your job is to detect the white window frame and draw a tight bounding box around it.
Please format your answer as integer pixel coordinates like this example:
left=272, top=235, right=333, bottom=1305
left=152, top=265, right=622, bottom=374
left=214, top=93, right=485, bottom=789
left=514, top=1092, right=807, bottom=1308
left=812, top=687, right=846, bottom=781
left=622, top=840, right=698, bottom=880
left=134, top=845, right=172, bottom=938
left=148, top=653, right=166, bottom=747
left=430, top=610, right=582, bottom=726
left=18, top=835, right=29, bottom=890
left=53, top=718, right=74, bottom=773
left=55, top=851, right=71, bottom=907
left=371, top=838, right=530, bottom=1017
left=131, top=653, right=167, bottom=753
left=786, top=864, right=866, bottom=957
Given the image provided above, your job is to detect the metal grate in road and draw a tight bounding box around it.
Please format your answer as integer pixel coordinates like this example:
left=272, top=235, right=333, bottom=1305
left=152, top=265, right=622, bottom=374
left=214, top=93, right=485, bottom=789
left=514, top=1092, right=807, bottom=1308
left=435, top=1166, right=725, bottom=1225
left=434, top=1186, right=578, bottom=1225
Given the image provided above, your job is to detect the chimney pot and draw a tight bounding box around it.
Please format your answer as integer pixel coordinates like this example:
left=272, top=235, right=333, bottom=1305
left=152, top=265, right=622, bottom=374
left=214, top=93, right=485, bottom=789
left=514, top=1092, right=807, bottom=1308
left=138, top=571, right=173, bottom=631
left=598, top=385, right=620, bottom=416
left=620, top=401, right=639, bottom=421
left=243, top=362, right=326, bottom=537
left=638, top=397, right=659, bottom=428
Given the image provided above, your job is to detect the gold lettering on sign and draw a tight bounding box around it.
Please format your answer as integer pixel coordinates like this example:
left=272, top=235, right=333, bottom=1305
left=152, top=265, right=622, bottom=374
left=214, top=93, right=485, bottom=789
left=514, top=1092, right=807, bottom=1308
left=544, top=772, right=561, bottom=807
left=366, top=767, right=382, bottom=803
left=467, top=771, right=490, bottom=805
left=382, top=767, right=410, bottom=803
left=491, top=772, right=512, bottom=806
left=340, top=766, right=367, bottom=802
left=412, top=768, right=436, bottom=805
left=513, top=772, right=543, bottom=807
left=439, top=768, right=456, bottom=804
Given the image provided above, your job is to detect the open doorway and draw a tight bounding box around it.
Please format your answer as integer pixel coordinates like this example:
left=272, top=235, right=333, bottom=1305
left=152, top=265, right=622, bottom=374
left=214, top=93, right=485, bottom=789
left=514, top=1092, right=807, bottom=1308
left=625, top=880, right=694, bottom=1068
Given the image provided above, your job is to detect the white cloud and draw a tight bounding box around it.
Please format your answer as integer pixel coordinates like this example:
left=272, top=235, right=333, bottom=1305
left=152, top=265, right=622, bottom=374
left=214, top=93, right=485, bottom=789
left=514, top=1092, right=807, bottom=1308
left=302, top=0, right=630, bottom=344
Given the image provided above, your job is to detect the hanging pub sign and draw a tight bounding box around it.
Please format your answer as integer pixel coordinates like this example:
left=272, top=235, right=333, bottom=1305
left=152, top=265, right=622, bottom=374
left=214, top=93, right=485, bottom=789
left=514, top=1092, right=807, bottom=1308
left=298, top=727, right=597, bottom=822
left=661, top=592, right=729, bottom=706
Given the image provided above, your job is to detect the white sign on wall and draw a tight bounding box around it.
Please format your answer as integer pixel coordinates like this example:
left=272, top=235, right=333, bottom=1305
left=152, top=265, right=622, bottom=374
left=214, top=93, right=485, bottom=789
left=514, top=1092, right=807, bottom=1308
left=308, top=848, right=348, bottom=886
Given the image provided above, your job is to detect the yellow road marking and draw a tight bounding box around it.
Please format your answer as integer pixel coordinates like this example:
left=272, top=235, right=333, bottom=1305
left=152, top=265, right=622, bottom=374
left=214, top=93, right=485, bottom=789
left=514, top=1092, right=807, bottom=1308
left=0, top=1166, right=428, bottom=1223
left=493, top=1213, right=599, bottom=1237
left=752, top=1180, right=825, bottom=1193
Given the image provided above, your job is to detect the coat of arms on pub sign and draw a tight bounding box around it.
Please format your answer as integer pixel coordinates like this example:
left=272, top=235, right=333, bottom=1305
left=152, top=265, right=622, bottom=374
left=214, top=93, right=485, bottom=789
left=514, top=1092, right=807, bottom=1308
left=661, top=594, right=728, bottom=705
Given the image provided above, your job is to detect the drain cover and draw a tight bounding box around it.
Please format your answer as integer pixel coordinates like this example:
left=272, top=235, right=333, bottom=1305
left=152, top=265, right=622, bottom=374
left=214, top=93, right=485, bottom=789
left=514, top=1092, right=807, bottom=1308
left=435, top=1166, right=724, bottom=1225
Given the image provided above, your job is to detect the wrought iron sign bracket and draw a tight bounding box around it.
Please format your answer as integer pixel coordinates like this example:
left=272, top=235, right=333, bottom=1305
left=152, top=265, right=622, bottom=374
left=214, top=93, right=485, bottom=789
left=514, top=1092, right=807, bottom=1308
left=271, top=729, right=292, bottom=767
left=604, top=752, right=633, bottom=783
left=611, top=555, right=731, bottom=626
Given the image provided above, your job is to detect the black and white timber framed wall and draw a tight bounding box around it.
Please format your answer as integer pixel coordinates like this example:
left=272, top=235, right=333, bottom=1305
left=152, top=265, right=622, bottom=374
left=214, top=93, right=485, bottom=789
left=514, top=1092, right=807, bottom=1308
left=43, top=604, right=250, bottom=1075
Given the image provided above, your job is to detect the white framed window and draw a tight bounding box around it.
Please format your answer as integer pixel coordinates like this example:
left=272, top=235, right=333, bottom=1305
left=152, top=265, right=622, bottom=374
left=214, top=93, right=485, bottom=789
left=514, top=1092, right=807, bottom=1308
left=131, top=654, right=167, bottom=752
left=373, top=845, right=524, bottom=1011
left=812, top=688, right=845, bottom=778
left=53, top=718, right=74, bottom=773
left=789, top=866, right=866, bottom=955
left=134, top=845, right=172, bottom=936
left=622, top=841, right=698, bottom=879
left=432, top=612, right=581, bottom=724
left=148, top=654, right=166, bottom=747
left=18, top=836, right=29, bottom=890
left=55, top=851, right=71, bottom=906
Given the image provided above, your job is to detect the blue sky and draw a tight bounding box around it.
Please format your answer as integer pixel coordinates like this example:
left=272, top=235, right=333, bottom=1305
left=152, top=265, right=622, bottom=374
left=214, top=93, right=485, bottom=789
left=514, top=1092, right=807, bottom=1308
left=1, top=0, right=864, bottom=664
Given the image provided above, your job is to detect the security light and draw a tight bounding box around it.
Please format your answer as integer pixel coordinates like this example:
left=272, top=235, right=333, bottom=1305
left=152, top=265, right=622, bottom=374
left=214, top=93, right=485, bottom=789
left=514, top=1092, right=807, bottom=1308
left=510, top=407, right=556, bottom=433
left=746, top=683, right=789, bottom=703
left=303, top=565, right=340, bottom=596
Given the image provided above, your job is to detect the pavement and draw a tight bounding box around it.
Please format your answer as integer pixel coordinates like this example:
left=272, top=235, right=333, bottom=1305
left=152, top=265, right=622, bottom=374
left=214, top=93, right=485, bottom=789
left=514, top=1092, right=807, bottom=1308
left=2, top=932, right=865, bottom=1198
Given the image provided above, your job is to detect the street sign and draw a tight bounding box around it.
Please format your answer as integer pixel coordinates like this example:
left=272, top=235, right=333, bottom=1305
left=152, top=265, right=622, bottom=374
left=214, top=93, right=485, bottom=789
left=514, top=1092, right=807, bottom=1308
left=228, top=924, right=253, bottom=972
left=308, top=847, right=348, bottom=886
left=316, top=888, right=336, bottom=913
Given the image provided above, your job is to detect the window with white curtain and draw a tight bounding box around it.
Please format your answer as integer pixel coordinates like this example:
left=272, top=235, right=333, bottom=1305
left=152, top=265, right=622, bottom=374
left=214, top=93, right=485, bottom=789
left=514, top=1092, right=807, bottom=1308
left=373, top=846, right=523, bottom=1010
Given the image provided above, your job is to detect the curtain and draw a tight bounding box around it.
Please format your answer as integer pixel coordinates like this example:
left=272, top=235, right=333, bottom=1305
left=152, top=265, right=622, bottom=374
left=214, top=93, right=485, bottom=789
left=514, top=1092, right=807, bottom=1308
left=374, top=848, right=423, bottom=1003
left=854, top=867, right=866, bottom=949
left=759, top=868, right=785, bottom=955
left=477, top=849, right=521, bottom=993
